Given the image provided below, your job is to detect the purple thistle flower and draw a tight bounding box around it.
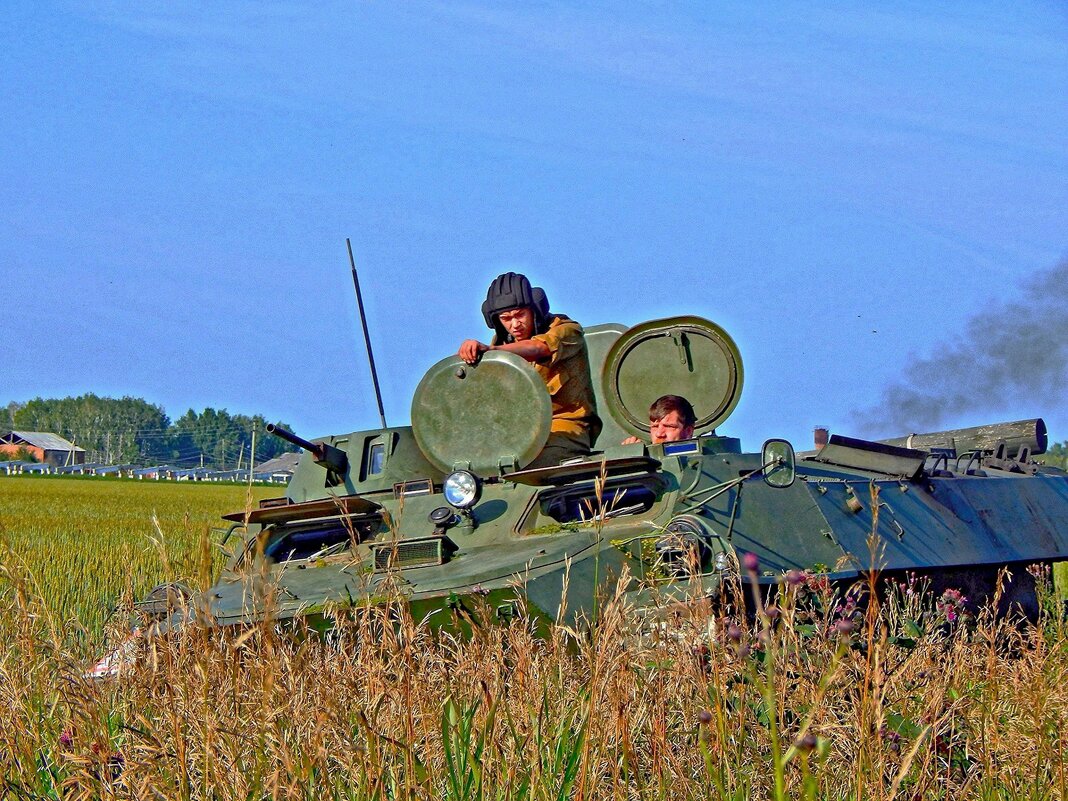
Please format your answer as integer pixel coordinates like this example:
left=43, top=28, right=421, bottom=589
left=742, top=552, right=760, bottom=573
left=834, top=618, right=856, bottom=635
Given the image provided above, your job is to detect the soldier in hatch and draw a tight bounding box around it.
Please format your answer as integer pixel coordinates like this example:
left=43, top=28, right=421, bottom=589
left=622, top=394, right=698, bottom=445
left=458, top=272, right=601, bottom=468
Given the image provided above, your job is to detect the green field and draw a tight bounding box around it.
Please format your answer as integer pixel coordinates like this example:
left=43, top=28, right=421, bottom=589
left=0, top=476, right=275, bottom=647
left=1, top=475, right=1066, bottom=800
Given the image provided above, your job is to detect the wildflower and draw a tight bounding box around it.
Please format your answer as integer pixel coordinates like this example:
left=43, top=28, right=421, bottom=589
left=764, top=605, right=780, bottom=621
left=726, top=623, right=743, bottom=643
left=804, top=572, right=831, bottom=594
left=1027, top=563, right=1051, bottom=582
left=742, top=552, right=760, bottom=573
left=879, top=725, right=902, bottom=754
left=697, top=709, right=713, bottom=725
left=785, top=569, right=805, bottom=587
left=795, top=732, right=818, bottom=752
left=936, top=588, right=968, bottom=624
left=58, top=729, right=73, bottom=749
left=834, top=618, right=856, bottom=635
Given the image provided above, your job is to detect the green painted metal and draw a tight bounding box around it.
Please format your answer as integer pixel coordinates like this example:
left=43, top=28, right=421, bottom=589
left=601, top=316, right=744, bottom=439
left=124, top=313, right=1068, bottom=648
left=581, top=323, right=628, bottom=448
left=411, top=350, right=552, bottom=474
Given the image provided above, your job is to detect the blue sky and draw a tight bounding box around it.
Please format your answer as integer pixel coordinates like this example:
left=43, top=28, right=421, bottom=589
left=3, top=1, right=1066, bottom=452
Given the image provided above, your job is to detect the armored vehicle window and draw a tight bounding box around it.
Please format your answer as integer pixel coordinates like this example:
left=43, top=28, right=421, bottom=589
left=540, top=478, right=661, bottom=524
left=368, top=444, right=385, bottom=475
left=265, top=523, right=353, bottom=563
left=360, top=435, right=393, bottom=481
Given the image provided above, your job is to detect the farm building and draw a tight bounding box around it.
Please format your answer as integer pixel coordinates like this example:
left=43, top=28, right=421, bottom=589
left=253, top=452, right=299, bottom=479
left=0, top=431, right=85, bottom=466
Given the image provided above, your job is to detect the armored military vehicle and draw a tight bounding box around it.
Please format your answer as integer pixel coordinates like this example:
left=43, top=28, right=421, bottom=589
left=111, top=313, right=1066, bottom=647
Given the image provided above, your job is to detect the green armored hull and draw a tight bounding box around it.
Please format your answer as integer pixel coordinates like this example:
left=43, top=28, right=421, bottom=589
left=142, top=316, right=1068, bottom=634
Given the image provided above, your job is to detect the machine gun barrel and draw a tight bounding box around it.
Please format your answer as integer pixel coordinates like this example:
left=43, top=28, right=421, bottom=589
left=266, top=423, right=319, bottom=454
left=880, top=418, right=1047, bottom=456
left=266, top=424, right=349, bottom=474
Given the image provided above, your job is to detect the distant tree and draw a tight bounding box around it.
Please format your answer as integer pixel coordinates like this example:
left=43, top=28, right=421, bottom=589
left=170, top=408, right=296, bottom=468
left=4, top=401, right=21, bottom=431
left=14, top=395, right=170, bottom=464
left=1043, top=441, right=1068, bottom=470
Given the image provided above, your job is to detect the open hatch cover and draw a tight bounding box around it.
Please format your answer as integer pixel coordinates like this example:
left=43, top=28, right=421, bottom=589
left=602, top=316, right=744, bottom=440
left=411, top=351, right=553, bottom=475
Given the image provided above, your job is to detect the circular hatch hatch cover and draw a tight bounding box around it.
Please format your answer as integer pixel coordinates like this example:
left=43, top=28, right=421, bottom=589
left=601, top=316, right=744, bottom=439
left=411, top=351, right=553, bottom=475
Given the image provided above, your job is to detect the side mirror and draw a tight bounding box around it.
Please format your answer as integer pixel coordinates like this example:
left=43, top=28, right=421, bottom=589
left=761, top=439, right=796, bottom=488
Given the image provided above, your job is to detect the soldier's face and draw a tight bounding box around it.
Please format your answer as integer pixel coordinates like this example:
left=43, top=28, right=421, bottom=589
left=649, top=411, right=695, bottom=443
left=498, top=307, right=535, bottom=341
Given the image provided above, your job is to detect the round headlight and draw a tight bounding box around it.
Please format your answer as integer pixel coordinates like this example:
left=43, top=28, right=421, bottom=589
left=443, top=470, right=481, bottom=509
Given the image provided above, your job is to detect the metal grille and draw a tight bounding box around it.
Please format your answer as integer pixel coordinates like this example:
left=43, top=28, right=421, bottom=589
left=373, top=538, right=444, bottom=570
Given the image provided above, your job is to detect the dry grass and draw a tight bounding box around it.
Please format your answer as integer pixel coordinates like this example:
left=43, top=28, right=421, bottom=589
left=0, top=477, right=1066, bottom=800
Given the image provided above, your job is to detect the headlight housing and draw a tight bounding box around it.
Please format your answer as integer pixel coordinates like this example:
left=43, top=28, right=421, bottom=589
left=443, top=470, right=481, bottom=509
left=655, top=515, right=716, bottom=577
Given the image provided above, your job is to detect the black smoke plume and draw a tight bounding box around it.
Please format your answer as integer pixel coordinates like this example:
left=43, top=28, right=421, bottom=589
left=853, top=260, right=1068, bottom=437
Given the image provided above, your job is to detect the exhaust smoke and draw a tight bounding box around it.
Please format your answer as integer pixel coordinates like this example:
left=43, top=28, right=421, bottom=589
left=853, top=260, right=1068, bottom=437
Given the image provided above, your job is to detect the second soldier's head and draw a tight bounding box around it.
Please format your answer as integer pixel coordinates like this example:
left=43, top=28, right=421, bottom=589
left=648, top=395, right=697, bottom=443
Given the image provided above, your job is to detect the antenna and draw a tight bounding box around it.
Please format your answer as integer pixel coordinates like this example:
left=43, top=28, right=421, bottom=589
left=346, top=238, right=388, bottom=429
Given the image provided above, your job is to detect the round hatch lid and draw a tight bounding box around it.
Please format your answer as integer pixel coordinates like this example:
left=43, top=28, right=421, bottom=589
left=601, top=315, right=744, bottom=439
left=411, top=351, right=553, bottom=475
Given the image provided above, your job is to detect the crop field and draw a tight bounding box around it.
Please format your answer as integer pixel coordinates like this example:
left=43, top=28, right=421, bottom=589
left=1, top=475, right=1066, bottom=800
left=0, top=476, right=274, bottom=648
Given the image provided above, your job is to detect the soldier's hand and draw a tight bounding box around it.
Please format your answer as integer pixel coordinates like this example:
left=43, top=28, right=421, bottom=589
left=458, top=340, right=490, bottom=364
left=621, top=436, right=643, bottom=445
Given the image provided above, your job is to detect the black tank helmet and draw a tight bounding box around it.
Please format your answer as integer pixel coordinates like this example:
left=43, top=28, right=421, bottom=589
left=481, top=272, right=551, bottom=342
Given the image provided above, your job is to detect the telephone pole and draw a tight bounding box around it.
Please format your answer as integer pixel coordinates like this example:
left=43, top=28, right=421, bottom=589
left=248, top=423, right=257, bottom=487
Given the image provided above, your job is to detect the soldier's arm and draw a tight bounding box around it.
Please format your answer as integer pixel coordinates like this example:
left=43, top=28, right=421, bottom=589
left=458, top=339, right=551, bottom=364
left=490, top=339, right=551, bottom=363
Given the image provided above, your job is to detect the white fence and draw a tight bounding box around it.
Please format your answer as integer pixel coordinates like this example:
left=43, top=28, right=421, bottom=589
left=0, top=461, right=291, bottom=484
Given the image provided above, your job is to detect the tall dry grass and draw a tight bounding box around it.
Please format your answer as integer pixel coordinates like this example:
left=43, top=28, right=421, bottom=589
left=1, top=555, right=1065, bottom=800
left=1, top=476, right=1066, bottom=799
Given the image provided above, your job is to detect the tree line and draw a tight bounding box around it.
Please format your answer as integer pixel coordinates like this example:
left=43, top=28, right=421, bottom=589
left=4, top=395, right=297, bottom=468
